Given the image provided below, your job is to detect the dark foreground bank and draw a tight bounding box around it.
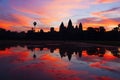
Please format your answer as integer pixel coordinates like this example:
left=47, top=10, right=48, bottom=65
left=0, top=40, right=120, bottom=47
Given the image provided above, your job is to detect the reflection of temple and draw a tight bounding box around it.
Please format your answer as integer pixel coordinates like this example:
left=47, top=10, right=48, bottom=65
left=26, top=45, right=120, bottom=61
left=59, top=47, right=83, bottom=61
left=0, top=44, right=120, bottom=61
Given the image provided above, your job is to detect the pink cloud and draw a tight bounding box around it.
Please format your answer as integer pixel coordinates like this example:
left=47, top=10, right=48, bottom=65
left=77, top=7, right=120, bottom=30
left=10, top=0, right=85, bottom=26
left=92, top=7, right=120, bottom=19
left=90, top=61, right=120, bottom=74
left=94, top=0, right=119, bottom=4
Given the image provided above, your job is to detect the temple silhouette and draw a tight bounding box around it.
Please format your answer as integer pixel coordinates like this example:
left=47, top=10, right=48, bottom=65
left=0, top=19, right=120, bottom=40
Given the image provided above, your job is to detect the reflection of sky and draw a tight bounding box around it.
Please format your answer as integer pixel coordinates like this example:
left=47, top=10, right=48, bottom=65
left=0, top=0, right=120, bottom=31
left=0, top=46, right=120, bottom=80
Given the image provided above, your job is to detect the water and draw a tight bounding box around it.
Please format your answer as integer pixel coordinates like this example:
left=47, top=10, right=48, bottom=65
left=0, top=44, right=120, bottom=80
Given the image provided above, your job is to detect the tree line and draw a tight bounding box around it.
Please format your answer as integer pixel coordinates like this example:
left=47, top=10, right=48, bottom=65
left=0, top=19, right=120, bottom=40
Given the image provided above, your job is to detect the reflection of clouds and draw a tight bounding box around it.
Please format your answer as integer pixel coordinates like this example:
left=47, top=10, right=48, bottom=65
left=0, top=46, right=81, bottom=80
left=91, top=76, right=115, bottom=80
left=90, top=61, right=120, bottom=74
left=11, top=53, right=81, bottom=80
left=0, top=46, right=32, bottom=63
left=118, top=47, right=120, bottom=51
left=77, top=49, right=120, bottom=75
left=0, top=45, right=120, bottom=80
left=103, top=50, right=117, bottom=60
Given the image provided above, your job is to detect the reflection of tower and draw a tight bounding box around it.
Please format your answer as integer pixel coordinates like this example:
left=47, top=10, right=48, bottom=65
left=68, top=53, right=72, bottom=61
left=59, top=48, right=66, bottom=58
left=67, top=50, right=73, bottom=61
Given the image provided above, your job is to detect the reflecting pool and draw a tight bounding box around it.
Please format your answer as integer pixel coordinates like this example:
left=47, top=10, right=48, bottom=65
left=0, top=44, right=120, bottom=80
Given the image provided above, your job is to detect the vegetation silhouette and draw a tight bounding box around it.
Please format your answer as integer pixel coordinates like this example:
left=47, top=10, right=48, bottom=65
left=0, top=19, right=120, bottom=41
left=33, top=49, right=37, bottom=59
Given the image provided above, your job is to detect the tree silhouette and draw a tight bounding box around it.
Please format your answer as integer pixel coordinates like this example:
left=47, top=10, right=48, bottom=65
left=33, top=21, right=37, bottom=27
left=99, top=26, right=105, bottom=33
left=33, top=21, right=37, bottom=31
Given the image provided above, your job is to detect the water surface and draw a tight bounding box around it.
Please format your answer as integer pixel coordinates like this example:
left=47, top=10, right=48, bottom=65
left=0, top=44, right=120, bottom=80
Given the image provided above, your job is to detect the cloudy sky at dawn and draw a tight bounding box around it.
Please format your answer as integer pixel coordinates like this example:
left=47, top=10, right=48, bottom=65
left=0, top=0, right=120, bottom=32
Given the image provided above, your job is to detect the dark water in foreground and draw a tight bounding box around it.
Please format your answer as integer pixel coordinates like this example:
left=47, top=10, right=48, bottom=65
left=0, top=44, right=120, bottom=80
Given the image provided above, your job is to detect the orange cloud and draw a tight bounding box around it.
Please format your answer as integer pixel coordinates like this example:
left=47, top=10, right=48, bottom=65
left=77, top=17, right=120, bottom=31
left=0, top=13, right=33, bottom=31
left=0, top=20, right=12, bottom=30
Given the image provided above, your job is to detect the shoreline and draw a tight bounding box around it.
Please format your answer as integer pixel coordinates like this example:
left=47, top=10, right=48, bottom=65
left=0, top=40, right=119, bottom=48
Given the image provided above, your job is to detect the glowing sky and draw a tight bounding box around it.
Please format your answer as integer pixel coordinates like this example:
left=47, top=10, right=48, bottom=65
left=0, top=0, right=120, bottom=32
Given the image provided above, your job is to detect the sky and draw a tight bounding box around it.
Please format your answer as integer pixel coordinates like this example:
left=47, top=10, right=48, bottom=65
left=0, top=0, right=120, bottom=32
